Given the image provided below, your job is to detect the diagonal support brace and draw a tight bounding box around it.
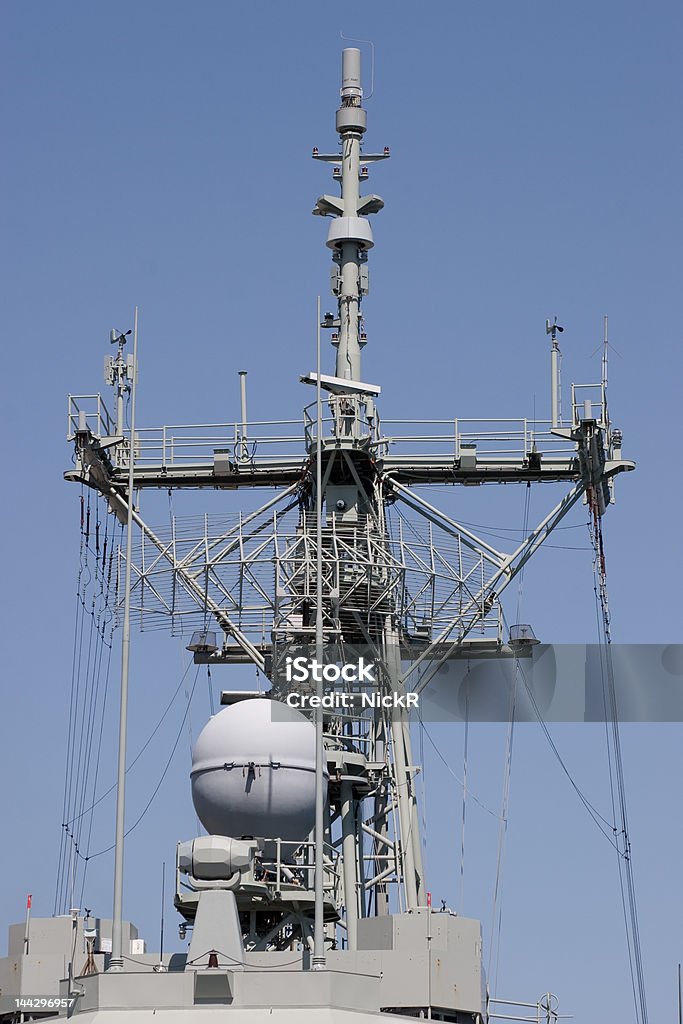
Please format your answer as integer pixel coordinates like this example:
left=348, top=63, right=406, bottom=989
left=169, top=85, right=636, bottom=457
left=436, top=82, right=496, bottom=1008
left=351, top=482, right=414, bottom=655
left=109, top=488, right=266, bottom=672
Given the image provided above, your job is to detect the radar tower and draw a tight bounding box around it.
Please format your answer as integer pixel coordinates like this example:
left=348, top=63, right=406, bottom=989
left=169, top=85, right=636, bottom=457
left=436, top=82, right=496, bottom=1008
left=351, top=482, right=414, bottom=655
left=60, top=46, right=634, bottom=1023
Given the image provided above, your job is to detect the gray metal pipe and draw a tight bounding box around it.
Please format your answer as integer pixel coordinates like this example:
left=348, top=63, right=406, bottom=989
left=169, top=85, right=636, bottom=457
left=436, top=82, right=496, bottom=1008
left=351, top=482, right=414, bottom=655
left=385, top=618, right=420, bottom=909
left=312, top=297, right=326, bottom=970
left=341, top=781, right=358, bottom=949
left=550, top=342, right=560, bottom=428
left=341, top=48, right=362, bottom=98
left=109, top=306, right=139, bottom=971
left=238, top=370, right=248, bottom=460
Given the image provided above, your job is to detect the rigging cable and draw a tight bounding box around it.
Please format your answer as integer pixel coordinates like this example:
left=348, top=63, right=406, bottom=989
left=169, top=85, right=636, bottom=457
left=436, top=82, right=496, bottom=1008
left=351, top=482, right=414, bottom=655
left=416, top=717, right=501, bottom=820
left=207, top=665, right=215, bottom=716
left=488, top=665, right=516, bottom=992
left=77, top=515, right=123, bottom=906
left=54, top=487, right=88, bottom=914
left=74, top=509, right=114, bottom=867
left=78, top=637, right=114, bottom=908
left=65, top=655, right=195, bottom=829
left=499, top=613, right=620, bottom=853
left=56, top=495, right=120, bottom=913
left=489, top=482, right=530, bottom=993
left=417, top=700, right=429, bottom=894
left=589, top=490, right=649, bottom=1024
left=459, top=672, right=469, bottom=914
left=75, top=664, right=201, bottom=862
left=57, top=490, right=98, bottom=912
left=56, top=495, right=201, bottom=911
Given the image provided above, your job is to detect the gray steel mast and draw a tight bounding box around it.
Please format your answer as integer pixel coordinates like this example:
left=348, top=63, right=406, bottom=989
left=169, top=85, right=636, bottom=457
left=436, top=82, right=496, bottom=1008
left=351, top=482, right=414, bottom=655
left=56, top=45, right=634, bottom=1022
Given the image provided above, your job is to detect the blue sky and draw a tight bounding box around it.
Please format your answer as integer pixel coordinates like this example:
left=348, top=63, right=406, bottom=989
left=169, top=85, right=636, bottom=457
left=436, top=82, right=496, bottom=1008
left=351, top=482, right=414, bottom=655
left=1, top=1, right=681, bottom=1021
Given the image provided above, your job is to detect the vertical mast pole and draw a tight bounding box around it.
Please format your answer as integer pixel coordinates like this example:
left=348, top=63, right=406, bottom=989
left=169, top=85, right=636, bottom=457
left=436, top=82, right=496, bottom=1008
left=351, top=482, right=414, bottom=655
left=547, top=317, right=564, bottom=429
left=158, top=861, right=166, bottom=972
left=115, top=335, right=125, bottom=438
left=601, top=314, right=609, bottom=427
left=340, top=780, right=358, bottom=947
left=23, top=895, right=31, bottom=955
left=550, top=338, right=560, bottom=429
left=602, top=315, right=609, bottom=391
left=109, top=305, right=138, bottom=972
left=335, top=48, right=367, bottom=382
left=238, top=370, right=248, bottom=460
left=386, top=625, right=421, bottom=908
left=312, top=295, right=326, bottom=970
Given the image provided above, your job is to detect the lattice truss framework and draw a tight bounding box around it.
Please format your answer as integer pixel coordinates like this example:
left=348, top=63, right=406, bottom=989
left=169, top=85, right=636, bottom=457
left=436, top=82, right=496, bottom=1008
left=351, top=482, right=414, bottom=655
left=116, top=480, right=584, bottom=652
left=119, top=503, right=501, bottom=645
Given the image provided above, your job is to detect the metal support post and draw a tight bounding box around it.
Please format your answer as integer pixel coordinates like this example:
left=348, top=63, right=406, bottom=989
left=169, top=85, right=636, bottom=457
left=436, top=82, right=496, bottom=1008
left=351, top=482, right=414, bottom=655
left=312, top=296, right=326, bottom=970
left=238, top=370, right=248, bottom=460
left=546, top=317, right=564, bottom=429
left=336, top=50, right=364, bottom=381
left=551, top=341, right=560, bottom=428
left=340, top=780, right=358, bottom=949
left=402, top=717, right=425, bottom=907
left=371, top=713, right=391, bottom=916
left=23, top=895, right=31, bottom=955
left=385, top=619, right=422, bottom=908
left=110, top=306, right=138, bottom=971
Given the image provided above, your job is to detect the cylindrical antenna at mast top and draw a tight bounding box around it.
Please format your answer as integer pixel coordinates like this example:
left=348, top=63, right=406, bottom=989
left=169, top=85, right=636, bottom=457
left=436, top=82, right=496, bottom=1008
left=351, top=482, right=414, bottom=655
left=341, top=48, right=362, bottom=98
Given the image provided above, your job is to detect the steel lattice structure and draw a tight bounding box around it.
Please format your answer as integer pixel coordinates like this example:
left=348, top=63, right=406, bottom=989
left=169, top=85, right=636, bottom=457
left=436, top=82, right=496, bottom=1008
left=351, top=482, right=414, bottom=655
left=65, top=46, right=633, bottom=1003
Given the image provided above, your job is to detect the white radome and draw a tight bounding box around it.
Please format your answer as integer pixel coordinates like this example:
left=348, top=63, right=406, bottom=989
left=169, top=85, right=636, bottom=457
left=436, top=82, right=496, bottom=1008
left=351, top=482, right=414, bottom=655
left=190, top=698, right=325, bottom=844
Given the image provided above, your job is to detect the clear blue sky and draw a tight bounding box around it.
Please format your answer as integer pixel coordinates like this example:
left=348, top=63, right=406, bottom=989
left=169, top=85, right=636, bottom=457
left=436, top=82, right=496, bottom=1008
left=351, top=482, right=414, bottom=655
left=1, top=1, right=681, bottom=1021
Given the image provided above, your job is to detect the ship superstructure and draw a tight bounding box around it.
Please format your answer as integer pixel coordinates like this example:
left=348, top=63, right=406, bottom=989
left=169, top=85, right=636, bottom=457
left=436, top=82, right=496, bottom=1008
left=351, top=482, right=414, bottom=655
left=0, top=48, right=633, bottom=1024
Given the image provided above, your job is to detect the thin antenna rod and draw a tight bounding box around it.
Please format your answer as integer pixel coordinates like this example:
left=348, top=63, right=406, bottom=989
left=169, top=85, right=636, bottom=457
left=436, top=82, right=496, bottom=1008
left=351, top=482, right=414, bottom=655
left=602, top=314, right=609, bottom=390
left=678, top=963, right=681, bottom=1024
left=110, top=305, right=139, bottom=971
left=159, top=862, right=166, bottom=970
left=238, top=370, right=248, bottom=461
left=312, top=295, right=326, bottom=970
left=23, top=894, right=31, bottom=955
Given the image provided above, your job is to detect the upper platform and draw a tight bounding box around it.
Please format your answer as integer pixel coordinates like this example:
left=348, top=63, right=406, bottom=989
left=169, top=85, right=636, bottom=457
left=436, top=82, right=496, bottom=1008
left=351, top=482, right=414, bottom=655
left=65, top=381, right=633, bottom=494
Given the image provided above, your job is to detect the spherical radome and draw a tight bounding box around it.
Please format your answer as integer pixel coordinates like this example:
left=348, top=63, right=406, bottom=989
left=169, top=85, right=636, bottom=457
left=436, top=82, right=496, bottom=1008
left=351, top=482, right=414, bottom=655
left=190, top=698, right=325, bottom=844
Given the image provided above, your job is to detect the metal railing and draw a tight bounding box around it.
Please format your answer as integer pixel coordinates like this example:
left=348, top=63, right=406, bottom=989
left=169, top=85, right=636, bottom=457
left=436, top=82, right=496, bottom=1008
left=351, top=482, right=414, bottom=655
left=67, top=394, right=116, bottom=441
left=304, top=394, right=380, bottom=449
left=175, top=838, right=341, bottom=907
left=489, top=994, right=569, bottom=1023
left=68, top=397, right=594, bottom=469
left=135, top=419, right=305, bottom=468
left=377, top=418, right=576, bottom=460
left=571, top=383, right=608, bottom=429
left=267, top=838, right=341, bottom=903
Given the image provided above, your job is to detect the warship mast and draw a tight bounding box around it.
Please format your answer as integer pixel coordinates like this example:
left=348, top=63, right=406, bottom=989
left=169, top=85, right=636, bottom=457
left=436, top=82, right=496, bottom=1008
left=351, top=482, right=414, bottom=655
left=0, top=46, right=634, bottom=1024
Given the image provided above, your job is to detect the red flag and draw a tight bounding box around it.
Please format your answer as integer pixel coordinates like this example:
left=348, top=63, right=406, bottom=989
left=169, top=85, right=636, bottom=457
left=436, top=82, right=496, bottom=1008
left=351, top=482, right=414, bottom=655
left=26, top=895, right=32, bottom=910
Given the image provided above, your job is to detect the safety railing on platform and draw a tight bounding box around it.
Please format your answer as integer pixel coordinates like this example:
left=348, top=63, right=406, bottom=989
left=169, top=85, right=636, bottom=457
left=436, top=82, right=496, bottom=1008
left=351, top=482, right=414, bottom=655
left=134, top=420, right=305, bottom=467
left=571, top=382, right=608, bottom=429
left=304, top=394, right=380, bottom=449
left=67, top=394, right=116, bottom=441
left=268, top=839, right=342, bottom=903
left=377, top=418, right=577, bottom=460
left=175, top=838, right=342, bottom=906
left=68, top=396, right=590, bottom=469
